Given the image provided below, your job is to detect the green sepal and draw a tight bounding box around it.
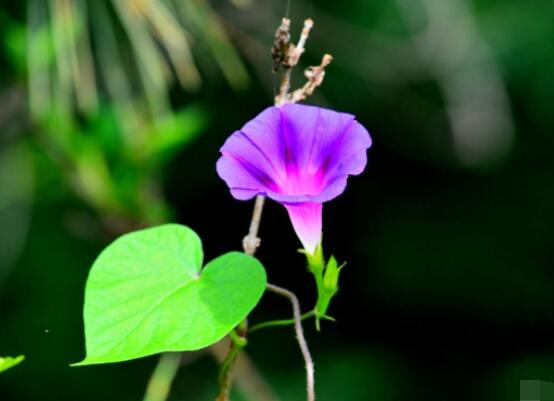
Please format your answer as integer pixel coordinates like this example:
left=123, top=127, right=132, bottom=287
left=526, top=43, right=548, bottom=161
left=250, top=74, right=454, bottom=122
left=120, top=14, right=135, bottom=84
left=300, top=244, right=325, bottom=274
left=322, top=256, right=346, bottom=293
left=315, top=256, right=346, bottom=324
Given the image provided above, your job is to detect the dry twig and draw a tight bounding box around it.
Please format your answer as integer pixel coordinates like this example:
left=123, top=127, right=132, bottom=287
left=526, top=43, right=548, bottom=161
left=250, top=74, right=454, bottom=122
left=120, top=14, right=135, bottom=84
left=288, top=54, right=333, bottom=104
left=273, top=18, right=331, bottom=106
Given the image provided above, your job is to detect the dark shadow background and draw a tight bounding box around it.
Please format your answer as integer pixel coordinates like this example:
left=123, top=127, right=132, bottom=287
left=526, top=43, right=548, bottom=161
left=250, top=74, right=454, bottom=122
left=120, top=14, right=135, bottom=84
left=1, top=0, right=554, bottom=400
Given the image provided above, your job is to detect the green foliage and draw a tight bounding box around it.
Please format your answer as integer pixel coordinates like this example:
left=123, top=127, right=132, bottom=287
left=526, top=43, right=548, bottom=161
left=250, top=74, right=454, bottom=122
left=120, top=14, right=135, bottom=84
left=0, top=355, right=25, bottom=373
left=34, top=101, right=207, bottom=225
left=139, top=106, right=208, bottom=165
left=76, top=224, right=266, bottom=365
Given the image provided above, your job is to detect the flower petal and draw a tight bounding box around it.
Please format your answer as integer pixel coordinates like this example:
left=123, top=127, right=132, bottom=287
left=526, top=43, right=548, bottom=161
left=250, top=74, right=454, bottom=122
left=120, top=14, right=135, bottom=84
left=216, top=154, right=267, bottom=200
left=281, top=104, right=355, bottom=172
left=279, top=104, right=371, bottom=201
left=240, top=107, right=288, bottom=179
left=216, top=104, right=372, bottom=204
left=284, top=202, right=322, bottom=254
left=324, top=121, right=372, bottom=177
left=217, top=128, right=284, bottom=198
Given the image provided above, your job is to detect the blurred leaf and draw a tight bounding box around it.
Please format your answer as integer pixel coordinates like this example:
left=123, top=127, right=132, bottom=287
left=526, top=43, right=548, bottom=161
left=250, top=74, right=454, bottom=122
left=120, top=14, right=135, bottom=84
left=73, top=139, right=121, bottom=214
left=0, top=142, right=34, bottom=287
left=111, top=0, right=173, bottom=119
left=477, top=1, right=554, bottom=82
left=83, top=105, right=123, bottom=157
left=27, top=0, right=55, bottom=118
left=179, top=0, right=249, bottom=91
left=138, top=0, right=201, bottom=90
left=3, top=19, right=26, bottom=74
left=76, top=224, right=266, bottom=365
left=142, top=105, right=208, bottom=165
left=0, top=355, right=25, bottom=374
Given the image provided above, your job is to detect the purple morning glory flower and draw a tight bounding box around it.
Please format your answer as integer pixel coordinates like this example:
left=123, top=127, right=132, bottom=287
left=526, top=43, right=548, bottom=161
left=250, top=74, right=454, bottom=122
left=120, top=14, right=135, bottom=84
left=216, top=103, right=372, bottom=254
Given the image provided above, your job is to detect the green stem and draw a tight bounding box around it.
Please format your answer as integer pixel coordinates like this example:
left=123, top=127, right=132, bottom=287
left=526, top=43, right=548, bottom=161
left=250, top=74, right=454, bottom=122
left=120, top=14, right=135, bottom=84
left=143, top=353, right=182, bottom=401
left=249, top=311, right=315, bottom=333
left=313, top=271, right=325, bottom=331
left=218, top=344, right=240, bottom=386
left=228, top=328, right=248, bottom=347
left=216, top=328, right=247, bottom=401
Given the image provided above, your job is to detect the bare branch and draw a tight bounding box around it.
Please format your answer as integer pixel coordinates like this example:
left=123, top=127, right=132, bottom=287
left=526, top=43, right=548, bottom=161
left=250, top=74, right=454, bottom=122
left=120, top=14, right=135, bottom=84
left=287, top=18, right=314, bottom=67
left=274, top=19, right=331, bottom=106
left=271, top=18, right=291, bottom=72
left=288, top=54, right=333, bottom=104
left=242, top=195, right=266, bottom=255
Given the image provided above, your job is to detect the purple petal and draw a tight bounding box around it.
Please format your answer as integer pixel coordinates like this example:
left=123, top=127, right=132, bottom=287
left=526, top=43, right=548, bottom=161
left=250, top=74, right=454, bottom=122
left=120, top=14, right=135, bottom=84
left=216, top=104, right=372, bottom=204
left=281, top=104, right=355, bottom=171
left=216, top=153, right=268, bottom=200
left=216, top=126, right=284, bottom=198
left=277, top=104, right=371, bottom=202
left=323, top=121, right=372, bottom=177
left=240, top=106, right=290, bottom=176
left=284, top=202, right=322, bottom=254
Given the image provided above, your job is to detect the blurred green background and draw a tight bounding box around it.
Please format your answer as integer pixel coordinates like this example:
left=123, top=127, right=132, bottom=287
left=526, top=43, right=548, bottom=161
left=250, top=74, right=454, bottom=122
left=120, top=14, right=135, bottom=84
left=1, top=0, right=553, bottom=400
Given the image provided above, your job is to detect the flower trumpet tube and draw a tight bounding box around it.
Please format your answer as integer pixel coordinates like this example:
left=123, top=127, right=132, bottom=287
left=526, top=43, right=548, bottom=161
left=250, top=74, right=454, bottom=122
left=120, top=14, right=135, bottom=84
left=216, top=103, right=372, bottom=254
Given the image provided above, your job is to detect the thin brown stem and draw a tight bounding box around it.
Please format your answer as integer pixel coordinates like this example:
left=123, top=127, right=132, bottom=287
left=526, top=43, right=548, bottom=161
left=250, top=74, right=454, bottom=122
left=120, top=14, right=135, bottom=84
left=211, top=340, right=281, bottom=401
left=288, top=54, right=333, bottom=104
left=242, top=195, right=266, bottom=255
left=266, top=283, right=315, bottom=401
left=216, top=341, right=242, bottom=401
left=274, top=18, right=316, bottom=106
left=249, top=311, right=316, bottom=333
left=289, top=18, right=313, bottom=67
left=277, top=68, right=292, bottom=105
left=274, top=19, right=332, bottom=107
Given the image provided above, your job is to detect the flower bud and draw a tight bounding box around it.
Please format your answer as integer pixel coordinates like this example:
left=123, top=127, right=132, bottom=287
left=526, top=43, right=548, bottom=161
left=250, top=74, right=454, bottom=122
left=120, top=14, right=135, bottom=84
left=314, top=256, right=346, bottom=327
left=322, top=256, right=345, bottom=295
left=323, top=256, right=339, bottom=293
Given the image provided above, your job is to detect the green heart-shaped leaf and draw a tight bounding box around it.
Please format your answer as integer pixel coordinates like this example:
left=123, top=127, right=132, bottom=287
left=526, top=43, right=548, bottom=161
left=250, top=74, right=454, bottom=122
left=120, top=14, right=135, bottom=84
left=75, top=224, right=266, bottom=365
left=0, top=355, right=25, bottom=373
